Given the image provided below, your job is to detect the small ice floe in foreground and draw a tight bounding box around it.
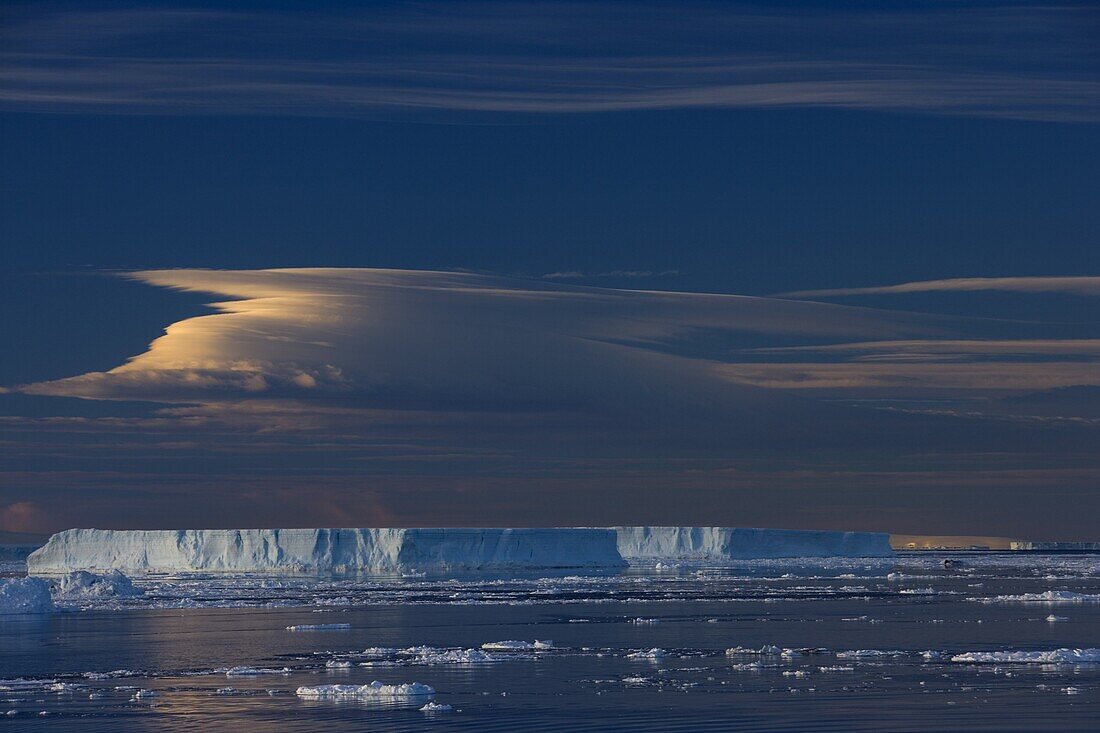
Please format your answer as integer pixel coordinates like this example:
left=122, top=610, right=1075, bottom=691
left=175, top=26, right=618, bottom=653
left=1046, top=615, right=1069, bottom=622
left=225, top=666, right=291, bottom=677
left=131, top=689, right=157, bottom=699
left=1062, top=687, right=1084, bottom=695
left=0, top=578, right=55, bottom=614
left=481, top=640, right=553, bottom=651
left=631, top=618, right=659, bottom=624
left=286, top=623, right=351, bottom=631
left=626, top=648, right=666, bottom=660
left=419, top=701, right=453, bottom=713
left=296, top=681, right=435, bottom=700
left=950, top=648, right=1100, bottom=664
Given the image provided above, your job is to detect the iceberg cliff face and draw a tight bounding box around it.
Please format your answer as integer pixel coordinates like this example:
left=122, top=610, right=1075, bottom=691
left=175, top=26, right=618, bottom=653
left=27, top=527, right=625, bottom=574
left=28, top=525, right=893, bottom=575
left=615, top=526, right=894, bottom=560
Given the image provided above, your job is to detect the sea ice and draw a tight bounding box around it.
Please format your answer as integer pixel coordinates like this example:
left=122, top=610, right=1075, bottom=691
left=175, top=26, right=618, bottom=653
left=950, top=648, right=1100, bottom=664
left=481, top=640, right=553, bottom=651
left=980, top=591, right=1100, bottom=604
left=53, top=571, right=143, bottom=599
left=295, top=681, right=435, bottom=699
left=0, top=577, right=55, bottom=614
left=286, top=623, right=351, bottom=631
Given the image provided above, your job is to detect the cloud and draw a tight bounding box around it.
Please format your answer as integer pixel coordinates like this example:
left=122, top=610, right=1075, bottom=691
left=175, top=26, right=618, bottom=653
left=542, top=270, right=678, bottom=280
left=779, top=277, right=1100, bottom=299
left=2, top=3, right=1097, bottom=121
left=6, top=267, right=1100, bottom=535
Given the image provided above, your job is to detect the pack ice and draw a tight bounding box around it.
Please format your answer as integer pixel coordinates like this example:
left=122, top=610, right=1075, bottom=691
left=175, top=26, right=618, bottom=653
left=615, top=526, right=893, bottom=561
left=27, top=527, right=626, bottom=574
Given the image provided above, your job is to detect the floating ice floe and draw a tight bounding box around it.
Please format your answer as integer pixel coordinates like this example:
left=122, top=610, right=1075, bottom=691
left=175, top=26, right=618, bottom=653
left=726, top=645, right=782, bottom=656
left=1047, top=615, right=1069, bottom=622
left=225, top=666, right=291, bottom=676
left=978, top=591, right=1100, bottom=604
left=295, top=681, right=435, bottom=700
left=286, top=623, right=350, bottom=631
left=626, top=648, right=666, bottom=660
left=481, top=640, right=553, bottom=651
left=419, top=701, right=453, bottom=712
left=325, top=660, right=353, bottom=669
left=835, top=650, right=910, bottom=659
left=0, top=577, right=55, bottom=614
left=950, top=648, right=1100, bottom=664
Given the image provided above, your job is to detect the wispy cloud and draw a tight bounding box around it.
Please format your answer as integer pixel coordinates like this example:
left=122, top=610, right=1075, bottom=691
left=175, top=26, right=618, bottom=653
left=779, top=277, right=1100, bottom=299
left=542, top=270, right=678, bottom=280
left=2, top=3, right=1097, bottom=121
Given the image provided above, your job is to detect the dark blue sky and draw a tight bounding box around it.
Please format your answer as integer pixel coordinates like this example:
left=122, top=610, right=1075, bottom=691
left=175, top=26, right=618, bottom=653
left=1, top=1, right=1098, bottom=538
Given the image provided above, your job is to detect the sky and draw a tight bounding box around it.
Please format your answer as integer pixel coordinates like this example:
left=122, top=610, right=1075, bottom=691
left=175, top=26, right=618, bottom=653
left=1, top=1, right=1098, bottom=539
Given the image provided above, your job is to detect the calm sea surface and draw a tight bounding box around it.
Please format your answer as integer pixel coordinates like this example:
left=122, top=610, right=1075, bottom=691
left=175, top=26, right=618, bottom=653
left=2, top=553, right=1098, bottom=731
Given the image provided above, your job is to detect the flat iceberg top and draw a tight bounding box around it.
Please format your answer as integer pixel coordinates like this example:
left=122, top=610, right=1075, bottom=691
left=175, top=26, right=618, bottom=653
left=27, top=525, right=893, bottom=575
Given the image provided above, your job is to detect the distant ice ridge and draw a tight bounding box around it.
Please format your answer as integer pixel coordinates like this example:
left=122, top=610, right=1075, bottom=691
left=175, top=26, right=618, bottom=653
left=27, top=528, right=625, bottom=574
left=615, top=527, right=893, bottom=561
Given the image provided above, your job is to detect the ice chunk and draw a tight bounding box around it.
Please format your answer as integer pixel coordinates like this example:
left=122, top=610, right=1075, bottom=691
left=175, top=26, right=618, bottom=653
left=627, top=648, right=667, bottom=660
left=53, top=571, right=143, bottom=599
left=225, top=666, right=290, bottom=676
left=420, top=701, right=453, bottom=712
left=295, top=681, right=435, bottom=699
left=0, top=577, right=55, bottom=614
left=980, top=591, right=1100, bottom=604
left=615, top=527, right=893, bottom=561
left=481, top=640, right=553, bottom=651
left=950, top=648, right=1100, bottom=664
left=726, top=645, right=781, bottom=656
left=28, top=527, right=625, bottom=574
left=286, top=623, right=350, bottom=631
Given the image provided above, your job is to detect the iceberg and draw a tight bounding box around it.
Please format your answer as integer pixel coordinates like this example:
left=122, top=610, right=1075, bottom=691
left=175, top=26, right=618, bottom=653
left=53, top=571, right=144, bottom=600
left=27, top=527, right=625, bottom=574
left=26, top=525, right=892, bottom=575
left=0, top=577, right=55, bottom=614
left=614, top=526, right=894, bottom=561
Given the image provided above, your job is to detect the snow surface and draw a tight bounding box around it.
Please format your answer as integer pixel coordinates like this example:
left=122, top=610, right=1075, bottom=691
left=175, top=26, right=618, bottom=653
left=615, top=527, right=893, bottom=561
left=27, top=528, right=624, bottom=574
left=0, top=577, right=55, bottom=614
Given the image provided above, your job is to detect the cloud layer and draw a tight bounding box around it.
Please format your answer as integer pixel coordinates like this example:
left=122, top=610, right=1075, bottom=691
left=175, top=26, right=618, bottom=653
left=4, top=268, right=1100, bottom=536
left=3, top=3, right=1098, bottom=121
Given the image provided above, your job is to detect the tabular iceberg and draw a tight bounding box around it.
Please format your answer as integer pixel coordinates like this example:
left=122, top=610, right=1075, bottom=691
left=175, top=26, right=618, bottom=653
left=27, top=527, right=625, bottom=574
left=615, top=526, right=894, bottom=561
left=27, top=525, right=893, bottom=575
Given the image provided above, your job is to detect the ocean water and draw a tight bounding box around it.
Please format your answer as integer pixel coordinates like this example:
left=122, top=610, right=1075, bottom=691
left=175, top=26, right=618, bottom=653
left=2, top=553, right=1098, bottom=731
